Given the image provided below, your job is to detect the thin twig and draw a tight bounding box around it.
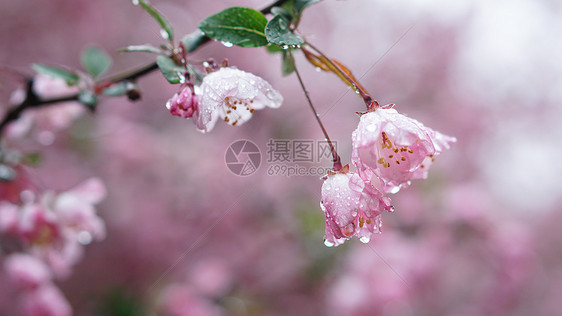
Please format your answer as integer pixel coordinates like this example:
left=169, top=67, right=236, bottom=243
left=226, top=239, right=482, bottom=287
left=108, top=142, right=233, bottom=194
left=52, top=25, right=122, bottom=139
left=291, top=53, right=342, bottom=171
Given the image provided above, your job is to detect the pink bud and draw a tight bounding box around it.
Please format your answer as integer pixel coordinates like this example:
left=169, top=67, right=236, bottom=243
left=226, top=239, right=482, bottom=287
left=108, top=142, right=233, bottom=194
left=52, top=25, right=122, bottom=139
left=166, top=87, right=198, bottom=118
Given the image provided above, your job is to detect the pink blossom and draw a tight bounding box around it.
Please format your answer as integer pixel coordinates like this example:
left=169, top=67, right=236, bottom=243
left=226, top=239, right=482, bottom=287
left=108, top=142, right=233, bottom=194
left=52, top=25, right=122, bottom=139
left=49, top=177, right=107, bottom=240
left=194, top=67, right=283, bottom=133
left=17, top=203, right=61, bottom=246
left=352, top=108, right=456, bottom=193
left=4, top=254, right=52, bottom=291
left=321, top=169, right=392, bottom=247
left=21, top=284, right=72, bottom=316
left=0, top=201, right=20, bottom=233
left=166, top=86, right=198, bottom=118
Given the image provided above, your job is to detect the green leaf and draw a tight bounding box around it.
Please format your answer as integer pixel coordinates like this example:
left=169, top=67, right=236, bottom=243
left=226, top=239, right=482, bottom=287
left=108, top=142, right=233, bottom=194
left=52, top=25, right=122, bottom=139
left=295, top=0, right=323, bottom=13
left=118, top=44, right=164, bottom=54
left=270, top=6, right=293, bottom=21
left=156, top=55, right=184, bottom=84
left=139, top=0, right=174, bottom=44
left=282, top=51, right=295, bottom=76
left=81, top=46, right=112, bottom=79
left=199, top=7, right=268, bottom=47
left=265, top=15, right=304, bottom=46
left=78, top=90, right=98, bottom=108
left=266, top=43, right=284, bottom=54
left=181, top=30, right=208, bottom=53
left=31, top=64, right=80, bottom=86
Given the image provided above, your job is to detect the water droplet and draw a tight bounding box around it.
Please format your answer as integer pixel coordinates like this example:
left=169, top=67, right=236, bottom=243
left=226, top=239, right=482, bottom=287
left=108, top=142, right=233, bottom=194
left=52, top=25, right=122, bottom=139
left=315, top=67, right=322, bottom=72
left=359, top=236, right=370, bottom=243
left=390, top=186, right=400, bottom=194
left=265, top=89, right=277, bottom=100
left=221, top=41, right=234, bottom=47
left=131, top=0, right=139, bottom=5
left=352, top=211, right=358, bottom=217
left=324, top=238, right=335, bottom=247
left=178, top=73, right=186, bottom=84
left=389, top=206, right=395, bottom=213
left=77, top=231, right=93, bottom=245
left=160, top=29, right=169, bottom=40
left=282, top=45, right=289, bottom=50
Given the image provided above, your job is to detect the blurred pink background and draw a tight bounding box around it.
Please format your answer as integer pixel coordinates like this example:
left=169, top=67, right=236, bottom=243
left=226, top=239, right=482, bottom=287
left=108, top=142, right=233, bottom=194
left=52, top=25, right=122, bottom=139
left=1, top=0, right=562, bottom=315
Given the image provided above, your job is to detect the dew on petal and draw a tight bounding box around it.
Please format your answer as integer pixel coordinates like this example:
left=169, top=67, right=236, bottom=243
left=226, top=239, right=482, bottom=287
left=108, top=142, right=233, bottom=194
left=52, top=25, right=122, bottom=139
left=324, top=238, right=335, bottom=247
left=359, top=236, right=370, bottom=243
left=160, top=29, right=169, bottom=40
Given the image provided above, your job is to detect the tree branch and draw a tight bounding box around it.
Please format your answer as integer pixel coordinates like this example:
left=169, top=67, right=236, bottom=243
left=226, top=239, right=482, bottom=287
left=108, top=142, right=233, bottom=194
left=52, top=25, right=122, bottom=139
left=0, top=0, right=289, bottom=136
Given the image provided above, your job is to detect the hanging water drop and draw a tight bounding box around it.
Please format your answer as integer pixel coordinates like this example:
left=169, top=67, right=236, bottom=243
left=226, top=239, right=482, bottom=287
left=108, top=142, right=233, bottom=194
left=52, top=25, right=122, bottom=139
left=265, top=89, right=277, bottom=100
left=324, top=239, right=335, bottom=247
left=221, top=41, right=234, bottom=48
left=131, top=0, right=139, bottom=5
left=359, top=236, right=370, bottom=243
left=177, top=72, right=186, bottom=84
left=315, top=67, right=322, bottom=72
left=282, top=45, right=289, bottom=50
left=160, top=29, right=169, bottom=40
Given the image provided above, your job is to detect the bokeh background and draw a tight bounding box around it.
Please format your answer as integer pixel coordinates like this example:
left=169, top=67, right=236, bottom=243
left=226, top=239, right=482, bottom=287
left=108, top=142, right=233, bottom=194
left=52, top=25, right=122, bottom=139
left=1, top=0, right=562, bottom=315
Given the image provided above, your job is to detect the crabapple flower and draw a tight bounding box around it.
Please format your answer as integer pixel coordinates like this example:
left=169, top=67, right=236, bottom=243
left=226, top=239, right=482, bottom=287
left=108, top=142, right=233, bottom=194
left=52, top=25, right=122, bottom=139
left=352, top=108, right=456, bottom=193
left=193, top=67, right=283, bottom=133
left=47, top=177, right=107, bottom=241
left=321, top=170, right=392, bottom=247
left=0, top=201, right=19, bottom=233
left=21, top=284, right=72, bottom=316
left=166, top=86, right=198, bottom=118
left=4, top=254, right=52, bottom=291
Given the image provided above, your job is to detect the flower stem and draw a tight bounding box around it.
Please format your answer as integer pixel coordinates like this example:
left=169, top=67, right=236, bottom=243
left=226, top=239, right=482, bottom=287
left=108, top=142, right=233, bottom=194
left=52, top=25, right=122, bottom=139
left=290, top=53, right=342, bottom=171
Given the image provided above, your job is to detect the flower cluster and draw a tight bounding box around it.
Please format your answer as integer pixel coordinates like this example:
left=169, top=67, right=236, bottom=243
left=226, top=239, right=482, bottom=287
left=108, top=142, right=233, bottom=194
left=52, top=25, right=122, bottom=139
left=321, top=107, right=456, bottom=247
left=165, top=67, right=283, bottom=133
left=0, top=178, right=106, bottom=315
